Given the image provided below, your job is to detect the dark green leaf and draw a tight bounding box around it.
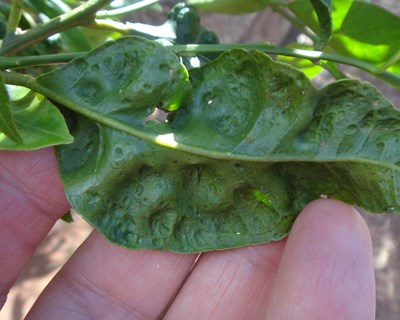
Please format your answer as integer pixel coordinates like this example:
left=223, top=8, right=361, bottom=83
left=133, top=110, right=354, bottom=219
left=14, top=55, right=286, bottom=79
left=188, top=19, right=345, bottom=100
left=57, top=116, right=298, bottom=252
left=0, top=85, right=73, bottom=150
left=36, top=37, right=192, bottom=134
left=37, top=39, right=400, bottom=252
left=309, top=0, right=332, bottom=49
left=0, top=72, right=22, bottom=143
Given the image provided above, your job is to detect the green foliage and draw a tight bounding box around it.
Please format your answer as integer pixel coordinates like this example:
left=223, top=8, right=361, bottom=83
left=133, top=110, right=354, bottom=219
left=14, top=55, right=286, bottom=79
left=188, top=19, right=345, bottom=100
left=0, top=84, right=73, bottom=150
left=309, top=0, right=332, bottom=49
left=0, top=72, right=22, bottom=143
left=289, top=0, right=400, bottom=73
left=35, top=37, right=191, bottom=127
left=1, top=0, right=400, bottom=252
left=27, top=38, right=400, bottom=252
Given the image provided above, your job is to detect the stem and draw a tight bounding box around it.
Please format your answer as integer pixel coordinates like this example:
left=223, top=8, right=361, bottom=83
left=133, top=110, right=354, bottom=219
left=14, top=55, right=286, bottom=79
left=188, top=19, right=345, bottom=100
left=2, top=42, right=399, bottom=88
left=0, top=0, right=112, bottom=56
left=0, top=53, right=84, bottom=69
left=2, top=71, right=36, bottom=89
left=6, top=0, right=23, bottom=34
left=88, top=19, right=131, bottom=35
left=88, top=19, right=173, bottom=40
left=96, top=0, right=160, bottom=18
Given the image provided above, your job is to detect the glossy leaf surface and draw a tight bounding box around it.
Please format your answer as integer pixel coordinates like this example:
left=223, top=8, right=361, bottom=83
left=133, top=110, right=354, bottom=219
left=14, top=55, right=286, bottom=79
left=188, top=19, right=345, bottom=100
left=0, top=85, right=73, bottom=150
left=38, top=38, right=400, bottom=252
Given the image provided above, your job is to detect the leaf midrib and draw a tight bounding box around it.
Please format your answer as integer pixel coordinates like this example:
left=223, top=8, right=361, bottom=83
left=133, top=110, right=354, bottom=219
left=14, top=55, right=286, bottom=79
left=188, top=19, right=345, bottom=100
left=27, top=77, right=399, bottom=172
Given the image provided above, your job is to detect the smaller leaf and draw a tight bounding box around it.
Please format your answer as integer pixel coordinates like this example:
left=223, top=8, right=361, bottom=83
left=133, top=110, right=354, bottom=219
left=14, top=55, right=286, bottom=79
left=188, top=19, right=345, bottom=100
left=289, top=0, right=400, bottom=73
left=0, top=73, right=22, bottom=143
left=0, top=85, right=74, bottom=150
left=310, top=0, right=332, bottom=50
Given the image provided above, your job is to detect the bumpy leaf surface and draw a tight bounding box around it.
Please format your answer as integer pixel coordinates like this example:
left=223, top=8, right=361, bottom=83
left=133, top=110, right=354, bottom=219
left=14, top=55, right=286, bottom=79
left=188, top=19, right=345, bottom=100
left=35, top=37, right=400, bottom=253
left=0, top=85, right=73, bottom=150
left=36, top=37, right=191, bottom=133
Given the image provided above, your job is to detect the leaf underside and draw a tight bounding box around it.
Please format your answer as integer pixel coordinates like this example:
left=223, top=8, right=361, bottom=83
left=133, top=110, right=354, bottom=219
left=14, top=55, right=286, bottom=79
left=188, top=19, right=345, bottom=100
left=35, top=37, right=400, bottom=253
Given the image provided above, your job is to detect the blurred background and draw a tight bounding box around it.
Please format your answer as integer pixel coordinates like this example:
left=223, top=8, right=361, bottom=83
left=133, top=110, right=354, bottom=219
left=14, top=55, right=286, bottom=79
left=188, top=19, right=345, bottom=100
left=1, top=0, right=400, bottom=318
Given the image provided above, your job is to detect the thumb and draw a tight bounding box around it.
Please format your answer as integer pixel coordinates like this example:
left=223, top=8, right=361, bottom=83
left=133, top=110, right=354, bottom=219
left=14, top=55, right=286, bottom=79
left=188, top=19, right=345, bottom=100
left=266, top=199, right=375, bottom=320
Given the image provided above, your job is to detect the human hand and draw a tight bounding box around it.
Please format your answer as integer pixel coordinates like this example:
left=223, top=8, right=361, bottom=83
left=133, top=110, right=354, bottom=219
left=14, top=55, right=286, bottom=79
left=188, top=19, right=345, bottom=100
left=0, top=148, right=375, bottom=319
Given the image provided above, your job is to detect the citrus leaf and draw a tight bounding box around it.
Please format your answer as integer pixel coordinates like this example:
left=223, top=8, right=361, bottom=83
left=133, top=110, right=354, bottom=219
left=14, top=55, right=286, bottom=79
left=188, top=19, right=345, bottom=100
left=0, top=85, right=73, bottom=150
left=309, top=0, right=332, bottom=49
left=57, top=115, right=298, bottom=252
left=33, top=38, right=400, bottom=252
left=289, top=0, right=400, bottom=73
left=36, top=37, right=192, bottom=135
left=0, top=73, right=22, bottom=144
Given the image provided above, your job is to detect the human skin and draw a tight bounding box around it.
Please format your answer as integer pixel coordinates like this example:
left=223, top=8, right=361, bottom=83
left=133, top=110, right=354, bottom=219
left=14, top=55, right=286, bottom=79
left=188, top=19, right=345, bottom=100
left=0, top=148, right=375, bottom=319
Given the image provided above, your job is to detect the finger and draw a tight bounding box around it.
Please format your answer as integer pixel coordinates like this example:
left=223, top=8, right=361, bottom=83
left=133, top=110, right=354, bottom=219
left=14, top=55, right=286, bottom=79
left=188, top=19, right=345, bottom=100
left=163, top=239, right=286, bottom=319
left=265, top=199, right=375, bottom=320
left=26, top=231, right=197, bottom=319
left=0, top=148, right=70, bottom=308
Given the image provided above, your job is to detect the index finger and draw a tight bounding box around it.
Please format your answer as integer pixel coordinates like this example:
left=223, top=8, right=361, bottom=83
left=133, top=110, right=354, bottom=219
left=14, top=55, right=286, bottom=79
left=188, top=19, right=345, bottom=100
left=0, top=148, right=70, bottom=308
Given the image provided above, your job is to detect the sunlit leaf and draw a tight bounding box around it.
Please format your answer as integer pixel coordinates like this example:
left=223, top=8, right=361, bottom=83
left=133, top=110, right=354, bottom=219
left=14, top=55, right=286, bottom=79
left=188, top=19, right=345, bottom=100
left=289, top=0, right=400, bottom=72
left=0, top=85, right=73, bottom=150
